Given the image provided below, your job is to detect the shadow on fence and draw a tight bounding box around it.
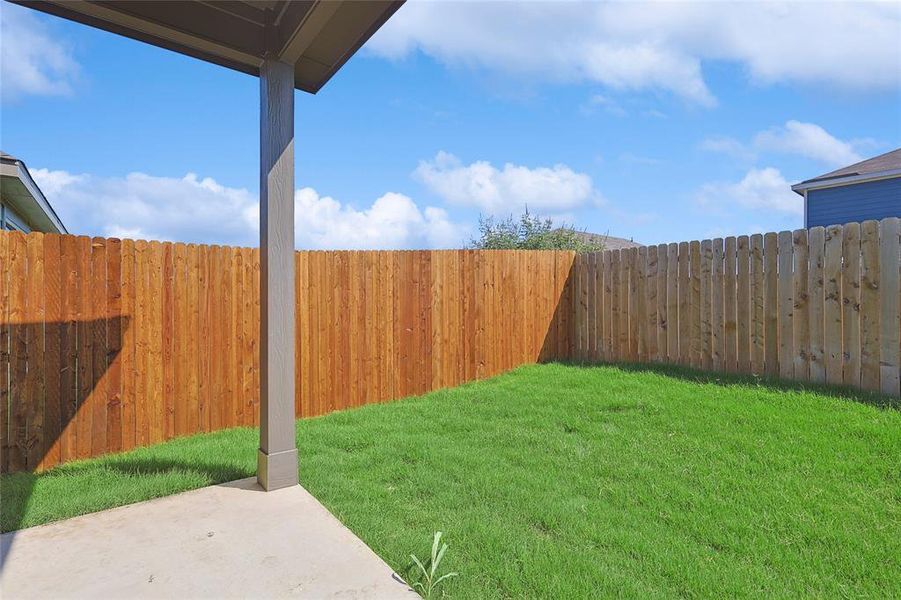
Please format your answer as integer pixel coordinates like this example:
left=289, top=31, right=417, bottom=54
left=2, top=317, right=131, bottom=474
left=538, top=256, right=577, bottom=363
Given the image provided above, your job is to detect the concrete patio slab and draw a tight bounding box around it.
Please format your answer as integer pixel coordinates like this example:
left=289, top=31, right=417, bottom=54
left=0, top=478, right=417, bottom=599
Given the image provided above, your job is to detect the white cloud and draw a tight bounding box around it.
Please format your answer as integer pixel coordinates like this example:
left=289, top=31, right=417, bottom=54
left=753, top=121, right=863, bottom=167
left=32, top=169, right=465, bottom=249
left=369, top=1, right=900, bottom=105
left=0, top=3, right=80, bottom=101
left=696, top=167, right=802, bottom=216
left=702, top=120, right=872, bottom=167
left=289, top=187, right=463, bottom=250
left=414, top=151, right=598, bottom=215
left=32, top=169, right=260, bottom=243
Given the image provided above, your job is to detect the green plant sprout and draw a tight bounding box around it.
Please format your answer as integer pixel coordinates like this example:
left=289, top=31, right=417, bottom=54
left=410, top=531, right=458, bottom=599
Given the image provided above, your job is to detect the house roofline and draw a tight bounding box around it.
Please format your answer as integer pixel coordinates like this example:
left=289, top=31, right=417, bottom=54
left=791, top=168, right=901, bottom=196
left=0, top=154, right=68, bottom=234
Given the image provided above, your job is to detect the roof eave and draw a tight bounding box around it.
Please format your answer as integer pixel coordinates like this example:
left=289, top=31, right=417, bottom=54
left=791, top=168, right=901, bottom=195
left=10, top=0, right=406, bottom=94
left=0, top=156, right=68, bottom=234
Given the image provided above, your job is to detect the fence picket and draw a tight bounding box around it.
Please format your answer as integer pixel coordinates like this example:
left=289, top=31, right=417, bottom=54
left=656, top=244, right=667, bottom=362
left=859, top=220, right=881, bottom=392
left=636, top=247, right=647, bottom=361
left=724, top=237, right=737, bottom=373
left=134, top=240, right=148, bottom=445
left=689, top=241, right=701, bottom=368
left=120, top=239, right=136, bottom=451
left=618, top=250, right=627, bottom=361
left=792, top=229, right=810, bottom=381
left=646, top=246, right=658, bottom=362
left=678, top=242, right=690, bottom=365
left=0, top=232, right=9, bottom=472
left=750, top=234, right=765, bottom=375
left=106, top=238, right=123, bottom=454
left=777, top=231, right=794, bottom=379
left=587, top=253, right=598, bottom=361
left=25, top=234, right=46, bottom=470
left=711, top=239, right=724, bottom=371
left=879, top=218, right=900, bottom=396
left=41, top=234, right=62, bottom=469
left=736, top=236, right=750, bottom=373
left=627, top=249, right=638, bottom=361
left=699, top=240, right=712, bottom=370
left=666, top=243, right=678, bottom=363
left=807, top=227, right=826, bottom=384
left=823, top=226, right=843, bottom=385
left=8, top=232, right=28, bottom=471
left=763, top=233, right=778, bottom=377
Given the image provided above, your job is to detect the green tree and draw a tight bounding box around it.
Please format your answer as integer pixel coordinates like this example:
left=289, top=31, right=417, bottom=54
left=468, top=210, right=605, bottom=252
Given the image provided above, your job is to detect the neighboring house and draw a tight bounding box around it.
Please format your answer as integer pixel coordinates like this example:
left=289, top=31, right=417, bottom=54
left=567, top=229, right=641, bottom=251
left=0, top=152, right=67, bottom=234
left=792, top=148, right=901, bottom=228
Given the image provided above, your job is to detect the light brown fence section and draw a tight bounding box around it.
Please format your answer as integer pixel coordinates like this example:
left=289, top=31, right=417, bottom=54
left=568, top=218, right=901, bottom=397
left=0, top=231, right=574, bottom=472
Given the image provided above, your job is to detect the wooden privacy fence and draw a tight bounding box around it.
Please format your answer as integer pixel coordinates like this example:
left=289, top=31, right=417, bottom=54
left=0, top=231, right=573, bottom=472
left=568, top=218, right=901, bottom=397
left=2, top=218, right=898, bottom=473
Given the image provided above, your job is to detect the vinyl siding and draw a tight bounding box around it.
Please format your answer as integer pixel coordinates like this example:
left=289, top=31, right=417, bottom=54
left=807, top=177, right=901, bottom=228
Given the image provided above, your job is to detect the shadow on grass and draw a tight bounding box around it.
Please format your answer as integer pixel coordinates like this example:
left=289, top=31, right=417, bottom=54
left=555, top=360, right=900, bottom=410
left=1, top=457, right=250, bottom=568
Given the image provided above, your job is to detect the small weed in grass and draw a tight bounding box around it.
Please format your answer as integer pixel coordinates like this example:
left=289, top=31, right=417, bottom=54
left=410, top=532, right=458, bottom=599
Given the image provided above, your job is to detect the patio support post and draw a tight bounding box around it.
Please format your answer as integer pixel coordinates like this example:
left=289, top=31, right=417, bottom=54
left=258, top=58, right=299, bottom=491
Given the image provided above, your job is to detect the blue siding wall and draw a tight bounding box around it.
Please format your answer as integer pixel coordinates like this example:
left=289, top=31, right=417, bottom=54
left=807, top=177, right=901, bottom=228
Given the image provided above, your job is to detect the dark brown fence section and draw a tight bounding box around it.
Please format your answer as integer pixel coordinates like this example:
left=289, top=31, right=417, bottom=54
left=0, top=231, right=574, bottom=472
left=568, top=218, right=901, bottom=397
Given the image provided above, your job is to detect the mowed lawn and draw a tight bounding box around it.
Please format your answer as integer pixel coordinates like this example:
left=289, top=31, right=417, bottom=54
left=2, top=364, right=899, bottom=598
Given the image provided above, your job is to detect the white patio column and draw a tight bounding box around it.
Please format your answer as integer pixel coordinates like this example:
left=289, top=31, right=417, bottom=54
left=258, top=58, right=299, bottom=491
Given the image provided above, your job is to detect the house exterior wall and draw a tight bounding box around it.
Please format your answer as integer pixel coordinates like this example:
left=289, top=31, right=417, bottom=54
left=806, top=177, right=901, bottom=228
left=0, top=201, right=31, bottom=232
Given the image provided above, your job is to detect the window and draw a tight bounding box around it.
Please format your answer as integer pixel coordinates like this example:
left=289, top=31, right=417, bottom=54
left=0, top=203, right=30, bottom=232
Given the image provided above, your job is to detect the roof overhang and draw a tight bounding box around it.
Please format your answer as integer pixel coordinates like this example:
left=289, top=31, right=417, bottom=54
left=10, top=0, right=405, bottom=93
left=791, top=168, right=901, bottom=196
left=0, top=154, right=68, bottom=233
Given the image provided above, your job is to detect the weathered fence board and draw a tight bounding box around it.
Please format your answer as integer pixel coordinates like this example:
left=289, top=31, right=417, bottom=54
left=566, top=218, right=899, bottom=399
left=808, top=227, right=826, bottom=384
left=750, top=234, right=765, bottom=374
left=860, top=220, right=881, bottom=392
left=879, top=218, right=900, bottom=396
left=764, top=232, right=778, bottom=377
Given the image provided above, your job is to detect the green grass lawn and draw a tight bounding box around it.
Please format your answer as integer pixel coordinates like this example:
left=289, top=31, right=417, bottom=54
left=2, top=363, right=899, bottom=598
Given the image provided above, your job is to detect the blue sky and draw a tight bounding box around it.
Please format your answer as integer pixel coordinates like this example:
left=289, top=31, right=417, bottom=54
left=2, top=1, right=899, bottom=249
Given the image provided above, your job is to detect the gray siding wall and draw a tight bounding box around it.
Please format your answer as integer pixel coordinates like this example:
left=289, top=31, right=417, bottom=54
left=807, top=177, right=901, bottom=228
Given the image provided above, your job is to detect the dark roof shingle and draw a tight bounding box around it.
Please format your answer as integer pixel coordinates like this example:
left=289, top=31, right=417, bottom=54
left=799, top=148, right=901, bottom=185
